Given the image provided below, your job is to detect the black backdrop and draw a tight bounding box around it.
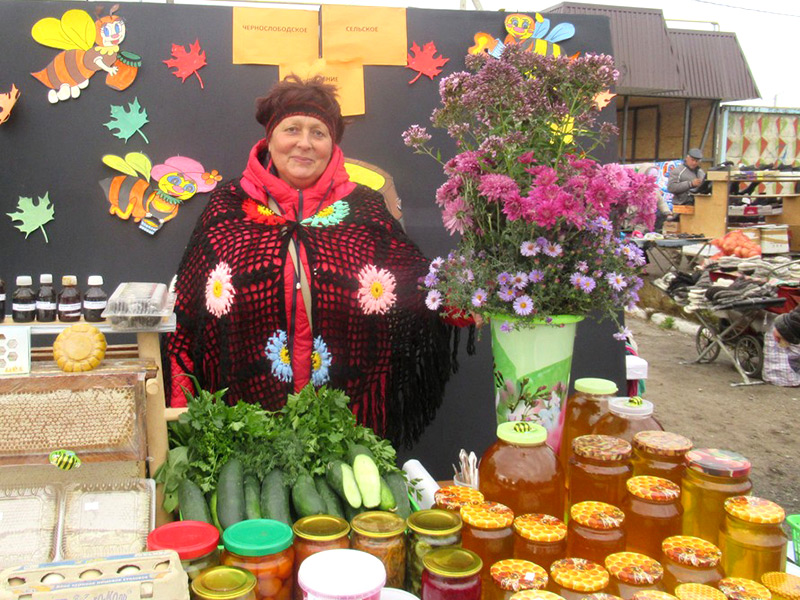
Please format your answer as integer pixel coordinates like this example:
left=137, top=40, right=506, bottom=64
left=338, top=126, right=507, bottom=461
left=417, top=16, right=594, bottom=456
left=0, top=1, right=624, bottom=478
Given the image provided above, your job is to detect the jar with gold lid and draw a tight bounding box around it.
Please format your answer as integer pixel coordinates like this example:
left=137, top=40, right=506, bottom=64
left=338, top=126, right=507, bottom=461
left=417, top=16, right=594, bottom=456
left=582, top=594, right=624, bottom=600
left=718, top=497, right=787, bottom=581
left=717, top=577, right=772, bottom=600
left=191, top=566, right=257, bottom=600
left=291, top=515, right=349, bottom=600
left=622, top=476, right=682, bottom=559
left=569, top=435, right=633, bottom=509
left=567, top=501, right=626, bottom=566
left=461, top=501, right=515, bottom=588
left=406, top=508, right=462, bottom=597
left=660, top=536, right=723, bottom=593
left=604, top=552, right=665, bottom=599
left=548, top=558, right=610, bottom=600
left=674, top=584, right=728, bottom=600
left=760, top=572, right=800, bottom=600
left=486, top=558, right=548, bottom=600
left=436, top=485, right=485, bottom=513
left=422, top=547, right=483, bottom=600
left=350, top=511, right=406, bottom=589
left=513, top=514, right=567, bottom=572
left=632, top=592, right=679, bottom=600
left=631, top=431, right=692, bottom=486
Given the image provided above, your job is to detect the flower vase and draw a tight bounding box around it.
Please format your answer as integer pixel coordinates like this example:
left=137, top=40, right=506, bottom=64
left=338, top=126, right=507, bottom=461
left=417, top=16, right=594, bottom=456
left=490, top=315, right=583, bottom=452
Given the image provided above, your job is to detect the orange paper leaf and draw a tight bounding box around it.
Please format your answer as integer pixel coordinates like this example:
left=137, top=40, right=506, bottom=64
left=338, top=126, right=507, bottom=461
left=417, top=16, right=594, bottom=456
left=594, top=90, right=617, bottom=110
left=406, top=41, right=449, bottom=85
left=164, top=39, right=207, bottom=89
left=0, top=84, right=20, bottom=125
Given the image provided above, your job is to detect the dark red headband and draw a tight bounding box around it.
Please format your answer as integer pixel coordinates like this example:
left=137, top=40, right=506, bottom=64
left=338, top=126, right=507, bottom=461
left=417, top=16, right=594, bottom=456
left=264, top=102, right=339, bottom=143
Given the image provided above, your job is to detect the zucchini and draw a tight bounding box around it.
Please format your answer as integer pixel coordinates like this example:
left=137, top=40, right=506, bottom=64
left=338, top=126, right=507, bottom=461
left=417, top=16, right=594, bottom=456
left=244, top=475, right=262, bottom=520
left=209, top=490, right=223, bottom=534
left=292, top=474, right=327, bottom=518
left=344, top=502, right=364, bottom=522
left=315, top=477, right=345, bottom=519
left=326, top=460, right=362, bottom=509
left=178, top=479, right=212, bottom=524
left=216, top=458, right=246, bottom=530
left=260, top=469, right=292, bottom=525
left=352, top=454, right=381, bottom=509
left=346, top=443, right=375, bottom=463
left=378, top=477, right=397, bottom=511
left=384, top=472, right=412, bottom=519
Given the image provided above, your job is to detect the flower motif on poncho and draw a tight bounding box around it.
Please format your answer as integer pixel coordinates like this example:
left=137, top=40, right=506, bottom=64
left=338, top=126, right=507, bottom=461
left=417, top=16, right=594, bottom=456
left=301, top=200, right=350, bottom=227
left=357, top=264, right=397, bottom=315
left=311, top=336, right=332, bottom=386
left=205, top=262, right=235, bottom=317
left=242, top=198, right=286, bottom=225
left=265, top=330, right=293, bottom=382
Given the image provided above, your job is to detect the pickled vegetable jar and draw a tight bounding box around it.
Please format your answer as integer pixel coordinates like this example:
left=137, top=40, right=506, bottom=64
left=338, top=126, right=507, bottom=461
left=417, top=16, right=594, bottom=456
left=547, top=557, right=610, bottom=600
left=460, top=501, right=514, bottom=588
left=351, top=511, right=407, bottom=589
left=718, top=497, right=787, bottom=581
left=560, top=378, right=618, bottom=479
left=717, top=577, right=772, bottom=600
left=422, top=547, right=482, bottom=600
left=222, top=519, right=295, bottom=600
left=566, top=501, right=626, bottom=565
left=568, top=435, right=633, bottom=508
left=681, top=449, right=751, bottom=544
left=486, top=558, right=548, bottom=600
left=297, top=548, right=385, bottom=600
left=407, top=509, right=463, bottom=597
left=480, top=422, right=565, bottom=519
left=631, top=592, right=678, bottom=600
left=147, top=520, right=220, bottom=581
left=292, top=515, right=350, bottom=600
left=192, top=566, right=257, bottom=600
left=674, top=584, right=727, bottom=600
left=604, top=552, right=665, bottom=599
left=631, top=432, right=693, bottom=486
left=622, top=476, right=683, bottom=560
left=436, top=486, right=485, bottom=513
left=760, top=572, right=800, bottom=600
left=512, top=514, right=567, bottom=571
left=510, top=591, right=566, bottom=600
left=660, top=536, right=723, bottom=593
left=592, top=398, right=663, bottom=443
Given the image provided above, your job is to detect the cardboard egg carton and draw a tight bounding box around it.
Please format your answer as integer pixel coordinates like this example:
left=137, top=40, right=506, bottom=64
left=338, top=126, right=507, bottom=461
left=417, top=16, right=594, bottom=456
left=0, top=550, right=189, bottom=600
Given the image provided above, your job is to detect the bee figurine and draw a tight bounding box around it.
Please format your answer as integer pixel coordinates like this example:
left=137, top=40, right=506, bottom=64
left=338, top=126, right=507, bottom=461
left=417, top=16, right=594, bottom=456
left=49, top=449, right=81, bottom=471
left=468, top=13, right=575, bottom=59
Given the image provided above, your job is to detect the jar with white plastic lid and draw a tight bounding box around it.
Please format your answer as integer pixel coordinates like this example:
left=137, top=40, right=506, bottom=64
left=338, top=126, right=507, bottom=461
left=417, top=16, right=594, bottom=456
left=592, top=398, right=663, bottom=443
left=298, top=548, right=386, bottom=600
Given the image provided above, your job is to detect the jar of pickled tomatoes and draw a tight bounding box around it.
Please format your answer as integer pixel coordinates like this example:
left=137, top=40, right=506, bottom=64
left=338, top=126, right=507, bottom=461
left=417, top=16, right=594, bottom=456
left=674, top=584, right=727, bottom=600
left=760, top=572, right=800, bottom=600
left=291, top=515, right=350, bottom=600
left=560, top=378, right=618, bottom=478
left=631, top=432, right=693, bottom=486
left=436, top=486, right=485, bottom=514
left=407, top=509, right=463, bottom=597
left=486, top=558, right=548, bottom=600
left=548, top=558, right=610, bottom=600
left=422, top=547, right=483, bottom=600
left=604, top=552, right=666, bottom=599
left=512, top=514, right=567, bottom=572
left=660, top=536, right=723, bottom=593
left=147, top=520, right=220, bottom=581
left=592, top=398, right=663, bottom=444
left=717, top=577, right=772, bottom=600
left=566, top=502, right=626, bottom=566
left=569, top=436, right=633, bottom=509
left=351, top=511, right=407, bottom=589
left=718, top=496, right=787, bottom=581
left=461, top=501, right=515, bottom=589
left=622, top=476, right=683, bottom=560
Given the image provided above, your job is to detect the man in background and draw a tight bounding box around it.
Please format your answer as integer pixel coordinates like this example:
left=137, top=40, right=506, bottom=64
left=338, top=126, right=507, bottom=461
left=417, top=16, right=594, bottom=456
left=668, top=148, right=706, bottom=205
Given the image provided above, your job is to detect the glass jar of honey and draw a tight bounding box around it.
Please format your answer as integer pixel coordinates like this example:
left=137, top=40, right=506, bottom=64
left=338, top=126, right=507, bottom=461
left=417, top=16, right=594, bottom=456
left=632, top=592, right=679, bottom=600
left=604, top=551, right=666, bottom=599
left=582, top=594, right=624, bottom=600
left=480, top=422, right=565, bottom=519
left=406, top=509, right=463, bottom=597
left=592, top=398, right=663, bottom=443
left=291, top=515, right=350, bottom=600
left=548, top=558, right=610, bottom=600
left=486, top=559, right=548, bottom=600
left=511, top=591, right=566, bottom=600
left=566, top=501, right=626, bottom=565
left=461, top=501, right=515, bottom=589
left=422, top=547, right=483, bottom=600
left=350, top=511, right=407, bottom=589
left=622, top=476, right=683, bottom=560
left=569, top=435, right=633, bottom=509
left=717, top=577, right=772, bottom=600
left=660, top=536, right=723, bottom=593
left=513, top=514, right=568, bottom=572
left=760, top=572, right=800, bottom=600
left=560, top=378, right=618, bottom=478
left=718, top=496, right=787, bottom=581
left=674, top=584, right=728, bottom=600
left=632, top=432, right=693, bottom=486
left=192, top=566, right=257, bottom=600
left=681, top=449, right=752, bottom=544
left=436, top=486, right=485, bottom=513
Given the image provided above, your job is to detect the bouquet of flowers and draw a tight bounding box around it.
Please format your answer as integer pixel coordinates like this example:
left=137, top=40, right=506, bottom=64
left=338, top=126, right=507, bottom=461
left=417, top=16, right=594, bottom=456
left=403, top=47, right=657, bottom=335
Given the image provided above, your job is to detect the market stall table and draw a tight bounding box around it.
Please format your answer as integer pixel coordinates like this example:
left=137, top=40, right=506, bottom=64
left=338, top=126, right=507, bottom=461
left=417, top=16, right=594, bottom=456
left=633, top=237, right=711, bottom=274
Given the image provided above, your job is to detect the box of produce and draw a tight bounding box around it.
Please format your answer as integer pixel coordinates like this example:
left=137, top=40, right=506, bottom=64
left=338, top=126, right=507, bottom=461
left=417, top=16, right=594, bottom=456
left=101, top=282, right=174, bottom=330
left=0, top=486, right=61, bottom=569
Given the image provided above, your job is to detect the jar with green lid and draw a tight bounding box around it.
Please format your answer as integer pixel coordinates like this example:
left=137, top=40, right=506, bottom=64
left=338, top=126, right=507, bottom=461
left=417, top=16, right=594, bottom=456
left=147, top=520, right=220, bottom=581
left=512, top=513, right=567, bottom=572
left=604, top=552, right=665, bottom=599
left=592, top=398, right=663, bottom=444
left=221, top=519, right=295, bottom=600
left=761, top=572, right=800, bottom=600
left=350, top=511, right=407, bottom=589
left=680, top=449, right=752, bottom=544
left=567, top=501, right=626, bottom=566
left=406, top=508, right=462, bottom=597
left=547, top=558, right=610, bottom=600
left=674, top=584, right=728, bottom=600
left=568, top=435, right=633, bottom=509
left=632, top=432, right=693, bottom=486
left=192, top=566, right=257, bottom=600
left=435, top=485, right=485, bottom=513
left=460, top=501, right=515, bottom=590
left=486, top=558, right=548, bottom=600
left=561, top=378, right=618, bottom=479
left=511, top=591, right=566, bottom=600
left=660, top=536, right=723, bottom=593
left=718, top=496, right=787, bottom=581
left=292, top=515, right=350, bottom=600
left=622, top=476, right=683, bottom=560
left=422, top=547, right=483, bottom=600
left=717, top=577, right=772, bottom=600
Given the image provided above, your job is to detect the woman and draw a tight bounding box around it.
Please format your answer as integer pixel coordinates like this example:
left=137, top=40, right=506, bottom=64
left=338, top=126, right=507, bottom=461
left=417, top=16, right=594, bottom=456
left=165, top=75, right=461, bottom=446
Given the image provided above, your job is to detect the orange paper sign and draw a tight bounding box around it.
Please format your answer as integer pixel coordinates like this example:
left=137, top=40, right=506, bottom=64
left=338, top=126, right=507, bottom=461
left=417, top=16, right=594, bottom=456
left=279, top=59, right=365, bottom=116
left=321, top=5, right=406, bottom=66
left=233, top=7, right=319, bottom=65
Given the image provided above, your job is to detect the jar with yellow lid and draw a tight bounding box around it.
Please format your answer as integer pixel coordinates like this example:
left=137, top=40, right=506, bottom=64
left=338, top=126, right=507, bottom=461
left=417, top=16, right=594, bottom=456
left=406, top=508, right=463, bottom=597
left=192, top=566, right=257, bottom=600
left=568, top=435, right=633, bottom=509
left=567, top=502, right=626, bottom=566
left=547, top=557, right=610, bottom=600
left=718, top=497, right=787, bottom=581
left=660, top=536, right=723, bottom=593
left=631, top=432, right=693, bottom=486
left=681, top=449, right=752, bottom=544
left=486, top=558, right=548, bottom=600
left=513, top=514, right=568, bottom=571
left=674, top=584, right=727, bottom=600
left=422, top=547, right=483, bottom=600
left=622, top=476, right=683, bottom=559
left=591, top=398, right=663, bottom=443
left=461, top=501, right=515, bottom=588
left=717, top=577, right=772, bottom=600
left=511, top=591, right=566, bottom=600
left=760, top=572, right=800, bottom=600
left=350, top=510, right=406, bottom=589
left=291, top=515, right=350, bottom=600
left=631, top=592, right=678, bottom=600
left=581, top=594, right=624, bottom=600
left=436, top=486, right=485, bottom=513
left=604, top=552, right=665, bottom=599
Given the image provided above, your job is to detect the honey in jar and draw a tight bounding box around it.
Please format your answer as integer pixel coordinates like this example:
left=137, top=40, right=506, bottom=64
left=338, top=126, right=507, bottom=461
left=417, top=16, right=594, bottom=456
left=583, top=594, right=624, bottom=600
left=718, top=497, right=787, bottom=581
left=406, top=509, right=463, bottom=598
left=760, top=572, right=800, bottom=600
left=567, top=502, right=626, bottom=566
left=660, top=536, right=723, bottom=593
left=631, top=432, right=693, bottom=486
left=486, top=559, right=548, bottom=600
left=632, top=592, right=678, bottom=600
left=674, top=584, right=727, bottom=600
left=350, top=511, right=407, bottom=590
left=436, top=486, right=485, bottom=513
left=622, top=476, right=683, bottom=560
left=510, top=591, right=566, bottom=600
left=513, top=514, right=568, bottom=572
left=681, top=449, right=752, bottom=544
left=604, top=552, right=665, bottom=599
left=548, top=558, right=610, bottom=600
left=591, top=398, right=663, bottom=443
left=717, top=577, right=772, bottom=600
left=291, top=515, right=350, bottom=600
left=560, top=378, right=618, bottom=477
left=568, top=436, right=633, bottom=509
left=461, top=501, right=515, bottom=590
left=480, top=422, right=565, bottom=519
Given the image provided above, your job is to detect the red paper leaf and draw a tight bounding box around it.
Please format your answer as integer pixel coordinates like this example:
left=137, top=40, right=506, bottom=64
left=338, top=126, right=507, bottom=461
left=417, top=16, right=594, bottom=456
left=164, top=39, right=207, bottom=89
left=406, top=41, right=450, bottom=85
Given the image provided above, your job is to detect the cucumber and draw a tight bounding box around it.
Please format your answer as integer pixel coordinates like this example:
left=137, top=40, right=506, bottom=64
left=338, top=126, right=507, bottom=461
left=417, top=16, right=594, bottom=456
left=344, top=502, right=364, bottom=522
left=244, top=475, right=262, bottom=520
left=352, top=454, right=381, bottom=509
left=209, top=490, right=223, bottom=534
left=378, top=477, right=397, bottom=511
left=315, top=477, right=345, bottom=519
left=326, top=460, right=362, bottom=509
left=346, top=443, right=375, bottom=463
left=260, top=469, right=292, bottom=525
left=384, top=472, right=412, bottom=519
left=292, top=474, right=327, bottom=518
left=178, top=479, right=212, bottom=524
left=216, top=458, right=246, bottom=530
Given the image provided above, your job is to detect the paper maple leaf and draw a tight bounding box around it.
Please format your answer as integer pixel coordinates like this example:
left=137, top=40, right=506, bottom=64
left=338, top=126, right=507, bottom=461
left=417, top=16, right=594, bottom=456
left=406, top=41, right=450, bottom=84
left=164, top=39, right=207, bottom=89
left=7, top=193, right=55, bottom=243
left=594, top=90, right=617, bottom=110
left=104, top=97, right=150, bottom=144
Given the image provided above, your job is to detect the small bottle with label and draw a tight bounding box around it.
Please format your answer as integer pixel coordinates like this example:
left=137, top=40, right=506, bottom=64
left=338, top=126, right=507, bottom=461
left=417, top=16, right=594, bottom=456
left=83, top=275, right=108, bottom=322
left=12, top=276, right=36, bottom=322
left=36, top=274, right=57, bottom=322
left=57, top=275, right=82, bottom=322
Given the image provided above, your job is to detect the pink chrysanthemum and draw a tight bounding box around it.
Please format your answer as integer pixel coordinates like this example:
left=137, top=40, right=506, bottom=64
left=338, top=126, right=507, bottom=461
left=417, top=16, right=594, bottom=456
left=205, top=262, right=235, bottom=317
left=357, top=265, right=397, bottom=315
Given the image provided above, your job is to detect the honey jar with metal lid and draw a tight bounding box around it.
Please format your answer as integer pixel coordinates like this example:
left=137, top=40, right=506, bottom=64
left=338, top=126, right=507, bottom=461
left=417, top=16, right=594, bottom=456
left=461, top=501, right=515, bottom=588
left=192, top=566, right=257, bottom=600
left=292, top=515, right=350, bottom=600
left=581, top=594, right=624, bottom=600
left=486, top=558, right=548, bottom=600
left=674, top=584, right=728, bottom=600
left=632, top=592, right=679, bottom=600
left=718, top=496, right=787, bottom=581
left=569, top=435, right=633, bottom=508
left=622, top=476, right=683, bottom=560
left=513, top=513, right=568, bottom=572
left=567, top=501, right=626, bottom=566
left=548, top=557, right=610, bottom=600
left=511, top=591, right=566, bottom=600
left=350, top=511, right=406, bottom=589
left=406, top=508, right=463, bottom=597
left=604, top=551, right=666, bottom=598
left=660, top=536, right=723, bottom=593
left=632, top=431, right=693, bottom=486
left=422, top=547, right=483, bottom=600
left=760, top=572, right=800, bottom=600
left=436, top=485, right=485, bottom=513
left=717, top=577, right=773, bottom=600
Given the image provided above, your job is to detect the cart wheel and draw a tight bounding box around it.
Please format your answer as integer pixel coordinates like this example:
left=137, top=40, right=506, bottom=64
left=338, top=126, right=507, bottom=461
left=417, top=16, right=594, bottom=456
left=735, top=334, right=764, bottom=378
left=695, top=326, right=720, bottom=363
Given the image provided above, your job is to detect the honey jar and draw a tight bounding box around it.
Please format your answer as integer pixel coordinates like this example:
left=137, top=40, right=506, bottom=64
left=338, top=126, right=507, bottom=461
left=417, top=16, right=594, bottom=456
left=760, top=572, right=800, bottom=600
left=591, top=398, right=663, bottom=443
left=569, top=436, right=633, bottom=509
left=717, top=577, right=772, bottom=600
left=674, top=584, right=727, bottom=600
left=461, top=501, right=515, bottom=589
left=604, top=552, right=666, bottom=599
left=660, top=536, right=723, bottom=593
left=560, top=378, right=618, bottom=478
left=622, top=476, right=683, bottom=560
left=718, top=497, right=787, bottom=581
left=486, top=559, right=548, bottom=600
left=548, top=558, right=610, bottom=600
left=632, top=592, right=679, bottom=600
left=513, top=514, right=568, bottom=572
left=436, top=486, right=485, bottom=513
left=631, top=432, right=693, bottom=486
left=567, top=502, right=626, bottom=566
left=511, top=591, right=566, bottom=600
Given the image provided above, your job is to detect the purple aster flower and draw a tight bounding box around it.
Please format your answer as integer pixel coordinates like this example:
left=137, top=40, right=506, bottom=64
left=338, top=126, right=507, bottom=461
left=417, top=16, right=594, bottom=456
left=606, top=272, right=627, bottom=291
left=576, top=261, right=588, bottom=273
left=569, top=272, right=582, bottom=286
left=471, top=288, right=487, bottom=308
left=497, top=272, right=512, bottom=286
left=529, top=269, right=544, bottom=283
left=579, top=276, right=597, bottom=293
left=498, top=286, right=516, bottom=302
left=520, top=240, right=538, bottom=257
left=423, top=271, right=439, bottom=287
left=511, top=271, right=529, bottom=289
left=462, top=269, right=475, bottom=283
left=536, top=237, right=549, bottom=248
left=543, top=242, right=563, bottom=258
left=500, top=321, right=513, bottom=332
left=513, top=295, right=534, bottom=316
left=590, top=216, right=613, bottom=232
left=425, top=290, right=442, bottom=310
left=401, top=124, right=431, bottom=148
left=613, top=326, right=633, bottom=341
left=430, top=257, right=444, bottom=271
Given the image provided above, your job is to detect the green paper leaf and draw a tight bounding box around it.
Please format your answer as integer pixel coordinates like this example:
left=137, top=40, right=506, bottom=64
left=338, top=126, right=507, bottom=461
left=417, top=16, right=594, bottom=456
left=104, top=97, right=150, bottom=144
left=7, top=193, right=55, bottom=242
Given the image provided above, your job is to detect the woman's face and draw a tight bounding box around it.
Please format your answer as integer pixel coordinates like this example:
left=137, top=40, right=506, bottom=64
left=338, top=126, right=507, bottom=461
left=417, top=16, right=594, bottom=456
left=268, top=115, right=333, bottom=189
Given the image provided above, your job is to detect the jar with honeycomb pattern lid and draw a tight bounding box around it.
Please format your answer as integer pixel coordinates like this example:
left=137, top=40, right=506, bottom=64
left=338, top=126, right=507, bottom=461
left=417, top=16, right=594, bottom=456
left=718, top=496, right=786, bottom=581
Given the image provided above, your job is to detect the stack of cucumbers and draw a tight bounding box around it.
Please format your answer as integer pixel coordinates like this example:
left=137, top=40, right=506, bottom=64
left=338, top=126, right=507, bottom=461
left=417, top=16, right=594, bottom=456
left=178, top=444, right=412, bottom=530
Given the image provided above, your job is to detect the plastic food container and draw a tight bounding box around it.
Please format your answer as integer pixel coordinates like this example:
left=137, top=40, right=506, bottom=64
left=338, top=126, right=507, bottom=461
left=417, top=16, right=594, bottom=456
left=547, top=557, right=610, bottom=600
left=147, top=520, right=220, bottom=581
left=631, top=431, right=693, bottom=486
left=379, top=588, right=419, bottom=600
left=674, top=584, right=727, bottom=600
left=660, top=536, right=723, bottom=593
left=298, top=548, right=386, bottom=600
left=101, top=282, right=173, bottom=330
left=435, top=486, right=485, bottom=513
left=718, top=496, right=787, bottom=581
left=622, top=476, right=683, bottom=559
left=292, top=515, right=350, bottom=600
left=717, top=577, right=772, bottom=600
left=422, top=547, right=482, bottom=600
left=566, top=501, right=626, bottom=566
left=760, top=572, right=800, bottom=600
left=405, top=509, right=462, bottom=597
left=0, top=485, right=60, bottom=568
left=568, top=435, right=633, bottom=509
left=486, top=558, right=548, bottom=600
left=604, top=552, right=665, bottom=598
left=351, top=511, right=407, bottom=589
left=192, top=566, right=257, bottom=600
left=512, top=514, right=567, bottom=572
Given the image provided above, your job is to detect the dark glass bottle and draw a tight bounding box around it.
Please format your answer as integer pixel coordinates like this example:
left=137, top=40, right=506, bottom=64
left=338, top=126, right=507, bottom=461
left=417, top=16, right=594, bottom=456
left=57, top=275, right=82, bottom=322
left=83, top=275, right=107, bottom=322
left=36, top=273, right=56, bottom=322
left=12, top=276, right=36, bottom=322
